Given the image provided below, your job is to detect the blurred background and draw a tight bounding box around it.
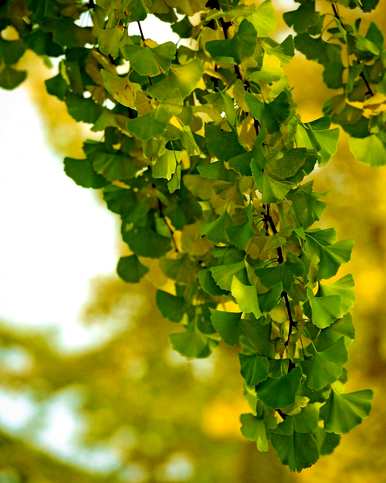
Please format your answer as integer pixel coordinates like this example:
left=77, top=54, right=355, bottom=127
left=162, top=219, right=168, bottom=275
left=0, top=2, right=385, bottom=482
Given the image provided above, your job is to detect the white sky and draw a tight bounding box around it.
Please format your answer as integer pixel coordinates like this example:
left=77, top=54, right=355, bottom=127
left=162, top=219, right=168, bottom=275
left=0, top=87, right=119, bottom=350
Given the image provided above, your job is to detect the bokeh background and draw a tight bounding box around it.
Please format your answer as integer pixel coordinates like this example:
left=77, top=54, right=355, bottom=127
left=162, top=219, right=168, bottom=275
left=0, top=2, right=385, bottom=482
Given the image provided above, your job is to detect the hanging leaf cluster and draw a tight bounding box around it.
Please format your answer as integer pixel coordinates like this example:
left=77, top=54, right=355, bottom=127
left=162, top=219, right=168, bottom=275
left=1, top=0, right=384, bottom=472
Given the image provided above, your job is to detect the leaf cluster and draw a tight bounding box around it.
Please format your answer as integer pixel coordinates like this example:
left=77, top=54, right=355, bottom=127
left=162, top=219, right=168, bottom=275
left=0, top=0, right=381, bottom=471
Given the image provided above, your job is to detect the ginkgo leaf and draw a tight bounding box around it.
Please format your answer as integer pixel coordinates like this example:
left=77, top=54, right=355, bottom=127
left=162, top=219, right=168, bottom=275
left=101, top=69, right=139, bottom=108
left=316, top=314, right=355, bottom=350
left=170, top=330, right=211, bottom=358
left=117, top=255, right=149, bottom=283
left=270, top=419, right=319, bottom=472
left=123, top=42, right=176, bottom=76
left=0, top=38, right=26, bottom=64
left=122, top=226, right=171, bottom=258
left=148, top=59, right=203, bottom=101
left=124, top=112, right=168, bottom=140
left=156, top=290, right=185, bottom=322
left=64, top=157, right=107, bottom=188
left=320, top=389, right=373, bottom=434
left=303, top=337, right=348, bottom=390
left=152, top=150, right=181, bottom=180
left=211, top=310, right=242, bottom=345
left=319, top=274, right=355, bottom=315
left=308, top=290, right=341, bottom=329
left=92, top=152, right=138, bottom=181
left=348, top=135, right=386, bottom=166
left=256, top=367, right=302, bottom=409
left=231, top=277, right=261, bottom=318
left=65, top=94, right=102, bottom=123
left=239, top=353, right=269, bottom=386
left=240, top=413, right=269, bottom=452
left=210, top=262, right=245, bottom=291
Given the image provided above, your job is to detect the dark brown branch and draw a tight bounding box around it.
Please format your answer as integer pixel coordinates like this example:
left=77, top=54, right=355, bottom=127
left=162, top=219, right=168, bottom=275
left=360, top=72, right=374, bottom=97
left=262, top=205, right=296, bottom=348
left=137, top=21, right=146, bottom=42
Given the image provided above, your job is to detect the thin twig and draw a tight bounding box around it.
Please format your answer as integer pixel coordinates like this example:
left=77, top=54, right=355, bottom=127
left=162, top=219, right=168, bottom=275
left=262, top=205, right=296, bottom=347
left=137, top=21, right=146, bottom=42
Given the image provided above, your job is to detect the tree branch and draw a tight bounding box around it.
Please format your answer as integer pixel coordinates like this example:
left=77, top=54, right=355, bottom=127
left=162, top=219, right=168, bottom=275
left=263, top=205, right=296, bottom=348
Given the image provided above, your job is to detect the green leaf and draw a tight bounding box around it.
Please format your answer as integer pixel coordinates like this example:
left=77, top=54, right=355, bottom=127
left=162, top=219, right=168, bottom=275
left=318, top=240, right=354, bottom=280
left=206, top=19, right=256, bottom=64
left=256, top=367, right=302, bottom=408
left=172, top=16, right=193, bottom=38
left=247, top=90, right=292, bottom=133
left=239, top=353, right=269, bottom=386
left=248, top=0, right=277, bottom=37
left=287, top=182, right=325, bottom=227
left=295, top=34, right=343, bottom=89
left=293, top=404, right=319, bottom=433
left=0, top=66, right=26, bottom=90
left=125, top=112, right=168, bottom=141
left=201, top=212, right=230, bottom=244
left=231, top=277, right=261, bottom=318
left=259, top=283, right=283, bottom=312
left=148, top=59, right=203, bottom=101
left=296, top=122, right=339, bottom=165
left=306, top=232, right=353, bottom=279
left=96, top=27, right=123, bottom=58
left=117, top=255, right=149, bottom=283
left=211, top=310, right=242, bottom=345
left=320, top=389, right=373, bottom=434
left=239, top=317, right=274, bottom=356
left=348, top=135, right=386, bottom=166
left=45, top=73, right=67, bottom=100
left=65, top=94, right=102, bottom=123
left=122, top=226, right=171, bottom=258
left=271, top=419, right=319, bottom=471
left=152, top=149, right=181, bottom=180
left=266, top=148, right=314, bottom=180
left=316, top=429, right=340, bottom=456
left=64, top=157, right=107, bottom=188
left=260, top=174, right=292, bottom=203
left=308, top=290, right=341, bottom=329
left=123, top=0, right=147, bottom=21
left=101, top=69, right=139, bottom=108
left=123, top=42, right=176, bottom=77
left=49, top=20, right=94, bottom=48
left=170, top=330, right=211, bottom=358
left=304, top=337, right=348, bottom=390
left=205, top=124, right=245, bottom=161
left=0, top=38, right=26, bottom=64
left=156, top=290, right=185, bottom=322
left=283, top=1, right=323, bottom=35
left=319, top=274, right=355, bottom=315
left=92, top=152, right=138, bottom=181
left=240, top=413, right=269, bottom=452
left=210, top=262, right=244, bottom=291
left=316, top=314, right=355, bottom=350
left=198, top=269, right=225, bottom=296
left=227, top=221, right=254, bottom=250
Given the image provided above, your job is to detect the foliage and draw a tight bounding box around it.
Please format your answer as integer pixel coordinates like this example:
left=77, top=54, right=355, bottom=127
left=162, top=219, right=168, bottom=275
left=1, top=0, right=385, bottom=472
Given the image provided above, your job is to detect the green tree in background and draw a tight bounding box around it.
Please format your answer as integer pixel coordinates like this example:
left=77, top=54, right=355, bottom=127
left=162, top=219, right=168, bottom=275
left=0, top=0, right=385, bottom=477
